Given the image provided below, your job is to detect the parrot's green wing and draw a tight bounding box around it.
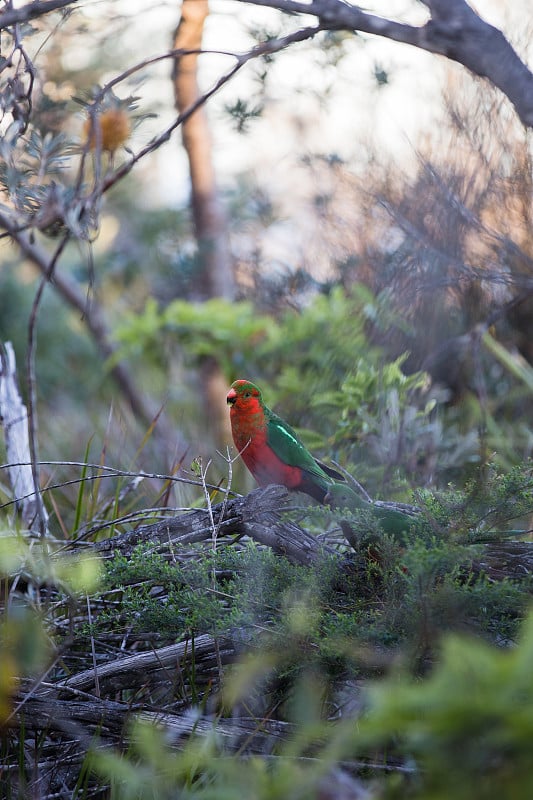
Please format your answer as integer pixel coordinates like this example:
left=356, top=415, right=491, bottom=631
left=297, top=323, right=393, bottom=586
left=265, top=410, right=337, bottom=489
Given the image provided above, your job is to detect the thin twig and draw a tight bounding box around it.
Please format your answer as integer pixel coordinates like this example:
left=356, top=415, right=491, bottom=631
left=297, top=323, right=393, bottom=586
left=0, top=460, right=238, bottom=515
left=330, top=460, right=372, bottom=502
left=26, top=234, right=70, bottom=537
left=98, top=27, right=321, bottom=196
left=86, top=595, right=100, bottom=698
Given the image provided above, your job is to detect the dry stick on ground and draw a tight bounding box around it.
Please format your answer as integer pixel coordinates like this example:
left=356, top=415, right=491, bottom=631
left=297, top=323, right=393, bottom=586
left=58, top=633, right=235, bottom=694
left=11, top=688, right=414, bottom=785
left=12, top=686, right=291, bottom=751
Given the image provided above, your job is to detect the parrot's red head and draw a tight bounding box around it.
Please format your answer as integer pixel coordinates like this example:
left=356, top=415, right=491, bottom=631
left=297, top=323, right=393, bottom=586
left=226, top=380, right=263, bottom=412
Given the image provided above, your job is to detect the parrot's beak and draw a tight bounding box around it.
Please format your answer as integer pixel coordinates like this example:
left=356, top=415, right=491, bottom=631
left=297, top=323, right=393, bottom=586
left=226, top=389, right=237, bottom=406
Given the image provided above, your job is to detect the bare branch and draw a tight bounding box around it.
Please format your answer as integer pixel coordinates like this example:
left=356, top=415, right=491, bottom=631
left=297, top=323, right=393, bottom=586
left=235, top=0, right=533, bottom=128
left=100, top=27, right=320, bottom=195
left=0, top=0, right=77, bottom=30
left=26, top=233, right=70, bottom=538
left=0, top=210, right=184, bottom=448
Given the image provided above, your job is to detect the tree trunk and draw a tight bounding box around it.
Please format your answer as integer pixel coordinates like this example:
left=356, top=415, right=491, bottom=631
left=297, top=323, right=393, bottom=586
left=172, top=0, right=234, bottom=301
left=172, top=0, right=235, bottom=449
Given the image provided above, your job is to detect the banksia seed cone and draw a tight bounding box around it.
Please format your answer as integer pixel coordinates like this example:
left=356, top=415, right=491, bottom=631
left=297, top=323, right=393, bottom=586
left=83, top=108, right=131, bottom=152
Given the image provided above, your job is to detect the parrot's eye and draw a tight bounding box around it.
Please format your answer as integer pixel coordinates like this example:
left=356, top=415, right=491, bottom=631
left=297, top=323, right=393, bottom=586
left=243, top=391, right=251, bottom=398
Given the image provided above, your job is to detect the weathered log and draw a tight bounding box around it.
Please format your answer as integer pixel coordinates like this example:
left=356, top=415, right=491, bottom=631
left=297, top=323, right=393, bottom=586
left=58, top=633, right=235, bottom=694
left=92, top=485, right=335, bottom=566
left=473, top=540, right=533, bottom=581
left=13, top=687, right=293, bottom=760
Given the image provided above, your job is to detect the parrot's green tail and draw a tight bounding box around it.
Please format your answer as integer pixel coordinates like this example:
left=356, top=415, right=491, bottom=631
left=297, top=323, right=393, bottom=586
left=325, top=482, right=417, bottom=538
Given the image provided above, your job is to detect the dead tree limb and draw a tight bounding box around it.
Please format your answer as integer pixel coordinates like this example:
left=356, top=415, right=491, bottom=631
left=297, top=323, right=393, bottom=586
left=14, top=684, right=292, bottom=753
left=58, top=633, right=235, bottom=694
left=0, top=341, right=49, bottom=532
left=93, top=485, right=335, bottom=566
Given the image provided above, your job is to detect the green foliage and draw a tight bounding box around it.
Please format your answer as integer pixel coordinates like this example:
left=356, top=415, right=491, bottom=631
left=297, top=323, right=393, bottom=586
left=224, top=98, right=264, bottom=133
left=396, top=541, right=526, bottom=645
left=316, top=353, right=431, bottom=438
left=101, top=545, right=242, bottom=639
left=311, top=354, right=434, bottom=490
left=113, top=296, right=275, bottom=376
left=357, top=611, right=533, bottom=799
left=95, top=503, right=532, bottom=666
left=112, top=284, right=387, bottom=448
left=94, top=266, right=533, bottom=494
left=258, top=285, right=378, bottom=422
left=110, top=277, right=533, bottom=492
left=112, top=284, right=372, bottom=386
left=99, top=543, right=338, bottom=645
left=114, top=281, right=517, bottom=493
left=414, top=460, right=533, bottom=540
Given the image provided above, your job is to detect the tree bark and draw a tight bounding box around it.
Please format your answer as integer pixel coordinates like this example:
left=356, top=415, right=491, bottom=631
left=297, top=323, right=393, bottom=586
left=172, top=0, right=235, bottom=300
left=172, top=0, right=236, bottom=449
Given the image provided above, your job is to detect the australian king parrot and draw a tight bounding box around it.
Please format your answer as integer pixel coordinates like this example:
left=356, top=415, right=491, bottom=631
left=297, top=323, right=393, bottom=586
left=226, top=379, right=416, bottom=536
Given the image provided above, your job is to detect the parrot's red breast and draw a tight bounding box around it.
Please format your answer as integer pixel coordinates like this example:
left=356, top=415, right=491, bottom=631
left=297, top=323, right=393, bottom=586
left=226, top=381, right=304, bottom=489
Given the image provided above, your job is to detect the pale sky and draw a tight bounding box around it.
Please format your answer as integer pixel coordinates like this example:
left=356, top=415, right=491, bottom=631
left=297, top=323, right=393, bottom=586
left=144, top=1, right=527, bottom=205
left=65, top=1, right=531, bottom=226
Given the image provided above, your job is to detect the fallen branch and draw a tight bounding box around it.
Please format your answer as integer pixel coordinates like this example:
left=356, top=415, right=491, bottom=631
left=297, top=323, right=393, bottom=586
left=14, top=688, right=292, bottom=751
left=58, top=633, right=234, bottom=694
left=92, top=485, right=335, bottom=566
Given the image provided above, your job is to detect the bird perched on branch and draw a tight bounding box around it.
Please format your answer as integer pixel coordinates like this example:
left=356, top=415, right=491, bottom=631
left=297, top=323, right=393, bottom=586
left=226, top=379, right=416, bottom=537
